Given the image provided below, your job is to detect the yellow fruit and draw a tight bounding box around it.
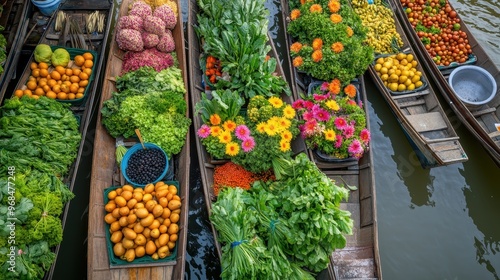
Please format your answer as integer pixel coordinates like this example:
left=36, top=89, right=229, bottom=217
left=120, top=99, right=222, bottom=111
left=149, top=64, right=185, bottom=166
left=398, top=75, right=408, bottom=84
left=415, top=81, right=423, bottom=88
left=83, top=52, right=94, bottom=61
left=34, top=88, right=45, bottom=96
left=46, top=91, right=57, bottom=99
left=38, top=62, right=49, bottom=69
left=39, top=69, right=49, bottom=78
left=380, top=73, right=389, bottom=81
left=65, top=68, right=73, bottom=76
left=398, top=84, right=407, bottom=91
left=56, top=92, right=67, bottom=100
left=84, top=59, right=93, bottom=68
left=26, top=81, right=37, bottom=90
left=74, top=55, right=85, bottom=67
left=407, top=84, right=416, bottom=91
left=411, top=75, right=421, bottom=83
left=14, top=89, right=24, bottom=97
left=406, top=53, right=414, bottom=63
left=30, top=62, right=38, bottom=70
left=388, top=74, right=399, bottom=83
left=389, top=83, right=398, bottom=92
left=55, top=66, right=66, bottom=75
left=374, top=63, right=382, bottom=72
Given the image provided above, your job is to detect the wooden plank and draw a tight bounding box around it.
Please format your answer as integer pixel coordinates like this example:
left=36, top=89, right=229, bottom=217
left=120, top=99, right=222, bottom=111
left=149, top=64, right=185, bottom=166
left=472, top=107, right=496, bottom=117
left=407, top=112, right=447, bottom=132
left=426, top=136, right=460, bottom=143
left=398, top=98, right=426, bottom=108
left=488, top=130, right=500, bottom=138
left=392, top=90, right=429, bottom=100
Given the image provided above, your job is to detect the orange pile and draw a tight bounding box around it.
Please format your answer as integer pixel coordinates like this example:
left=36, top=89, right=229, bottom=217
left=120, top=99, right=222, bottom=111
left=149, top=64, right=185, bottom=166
left=14, top=52, right=94, bottom=100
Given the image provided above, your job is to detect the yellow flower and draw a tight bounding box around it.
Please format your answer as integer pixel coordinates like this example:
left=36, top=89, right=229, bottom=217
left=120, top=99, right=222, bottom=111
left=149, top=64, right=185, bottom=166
left=331, top=42, right=344, bottom=53
left=324, top=129, right=336, bottom=141
left=223, top=120, right=237, bottom=132
left=218, top=130, right=232, bottom=144
left=210, top=126, right=222, bottom=136
left=225, top=142, right=239, bottom=156
left=283, top=105, right=296, bottom=119
left=325, top=100, right=340, bottom=111
left=290, top=42, right=303, bottom=53
left=264, top=119, right=279, bottom=136
left=293, top=56, right=304, bottom=67
left=309, top=4, right=322, bottom=13
left=281, top=130, right=293, bottom=142
left=209, top=114, right=221, bottom=125
left=268, top=96, right=283, bottom=108
left=330, top=14, right=342, bottom=24
left=256, top=122, right=267, bottom=134
left=277, top=117, right=291, bottom=130
left=328, top=0, right=341, bottom=13
left=279, top=139, right=291, bottom=152
left=290, top=9, right=301, bottom=20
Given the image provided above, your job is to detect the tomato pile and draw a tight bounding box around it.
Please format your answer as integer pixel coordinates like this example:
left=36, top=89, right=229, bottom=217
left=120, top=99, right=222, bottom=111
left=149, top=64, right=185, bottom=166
left=400, top=0, right=472, bottom=67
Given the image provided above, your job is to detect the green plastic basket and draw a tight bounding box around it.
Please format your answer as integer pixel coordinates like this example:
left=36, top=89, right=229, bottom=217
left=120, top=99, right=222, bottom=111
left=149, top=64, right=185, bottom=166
left=49, top=46, right=98, bottom=106
left=103, top=181, right=180, bottom=267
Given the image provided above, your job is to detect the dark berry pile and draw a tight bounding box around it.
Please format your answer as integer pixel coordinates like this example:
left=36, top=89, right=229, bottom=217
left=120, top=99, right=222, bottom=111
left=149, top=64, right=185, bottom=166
left=125, top=148, right=166, bottom=185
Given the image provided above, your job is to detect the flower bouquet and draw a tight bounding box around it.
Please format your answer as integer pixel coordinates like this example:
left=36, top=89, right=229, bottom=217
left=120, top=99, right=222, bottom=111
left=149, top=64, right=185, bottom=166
left=292, top=79, right=370, bottom=160
left=287, top=0, right=373, bottom=84
left=196, top=93, right=299, bottom=173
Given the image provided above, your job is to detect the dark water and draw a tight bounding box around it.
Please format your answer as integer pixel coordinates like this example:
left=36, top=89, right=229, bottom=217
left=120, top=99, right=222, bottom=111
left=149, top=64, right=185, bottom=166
left=46, top=0, right=500, bottom=279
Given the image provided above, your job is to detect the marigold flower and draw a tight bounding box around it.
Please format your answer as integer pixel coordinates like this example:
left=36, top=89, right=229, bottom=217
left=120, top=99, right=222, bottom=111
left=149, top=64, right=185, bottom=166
left=328, top=0, right=341, bottom=13
left=276, top=117, right=291, bottom=131
left=290, top=9, right=301, bottom=20
left=328, top=79, right=341, bottom=94
left=279, top=139, right=291, bottom=152
left=264, top=120, right=279, bottom=136
left=324, top=129, right=336, bottom=141
left=309, top=4, right=322, bottom=13
left=197, top=124, right=211, bottom=138
left=330, top=14, right=342, bottom=23
left=346, top=26, right=354, bottom=37
left=312, top=50, right=323, bottom=62
left=210, top=126, right=222, bottom=136
left=344, top=84, right=357, bottom=98
left=283, top=105, right=296, bottom=119
left=209, top=114, right=221, bottom=125
left=218, top=130, right=232, bottom=144
left=312, top=38, right=323, bottom=51
left=331, top=42, right=344, bottom=54
left=225, top=142, right=240, bottom=156
left=268, top=96, right=283, bottom=108
left=222, top=120, right=237, bottom=132
left=290, top=42, right=303, bottom=53
left=293, top=56, right=304, bottom=67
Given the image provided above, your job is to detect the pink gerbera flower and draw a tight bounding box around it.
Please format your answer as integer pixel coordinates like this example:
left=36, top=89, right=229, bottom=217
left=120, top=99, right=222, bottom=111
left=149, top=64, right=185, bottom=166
left=235, top=125, right=251, bottom=140
left=360, top=128, right=371, bottom=144
left=335, top=134, right=343, bottom=148
left=348, top=139, right=364, bottom=157
left=303, top=119, right=318, bottom=135
left=197, top=124, right=211, bottom=138
left=303, top=100, right=314, bottom=110
left=343, top=125, right=355, bottom=138
left=313, top=93, right=328, bottom=101
left=292, top=99, right=304, bottom=109
left=320, top=82, right=329, bottom=91
left=302, top=111, right=314, bottom=121
left=241, top=137, right=256, bottom=152
left=313, top=107, right=330, bottom=122
left=334, top=116, right=348, bottom=130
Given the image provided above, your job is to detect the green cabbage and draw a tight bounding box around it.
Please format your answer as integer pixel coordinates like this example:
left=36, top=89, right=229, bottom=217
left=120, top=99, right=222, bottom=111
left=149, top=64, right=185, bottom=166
left=51, top=48, right=70, bottom=67
left=33, top=44, right=52, bottom=64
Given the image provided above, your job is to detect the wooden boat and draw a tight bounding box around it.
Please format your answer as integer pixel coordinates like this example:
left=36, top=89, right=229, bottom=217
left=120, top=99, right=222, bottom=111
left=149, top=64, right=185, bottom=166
left=365, top=0, right=468, bottom=167
left=86, top=0, right=190, bottom=278
left=187, top=0, right=308, bottom=261
left=0, top=0, right=30, bottom=102
left=390, top=0, right=500, bottom=167
left=278, top=2, right=382, bottom=278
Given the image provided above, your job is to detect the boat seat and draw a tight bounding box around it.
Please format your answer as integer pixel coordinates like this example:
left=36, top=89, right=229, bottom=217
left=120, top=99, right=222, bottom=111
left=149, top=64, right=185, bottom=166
left=489, top=130, right=500, bottom=138
left=407, top=112, right=447, bottom=132
left=392, top=90, right=429, bottom=100
left=398, top=98, right=426, bottom=109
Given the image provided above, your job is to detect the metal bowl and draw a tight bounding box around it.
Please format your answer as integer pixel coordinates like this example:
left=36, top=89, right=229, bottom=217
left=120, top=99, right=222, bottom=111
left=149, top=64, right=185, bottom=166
left=449, top=65, right=497, bottom=109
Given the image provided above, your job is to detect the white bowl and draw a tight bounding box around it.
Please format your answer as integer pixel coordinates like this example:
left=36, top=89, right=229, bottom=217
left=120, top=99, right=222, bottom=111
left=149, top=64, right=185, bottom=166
left=449, top=65, right=497, bottom=109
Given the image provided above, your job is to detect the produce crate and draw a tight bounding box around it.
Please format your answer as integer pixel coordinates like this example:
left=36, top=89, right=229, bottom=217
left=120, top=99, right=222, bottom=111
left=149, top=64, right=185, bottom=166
left=103, top=181, right=179, bottom=268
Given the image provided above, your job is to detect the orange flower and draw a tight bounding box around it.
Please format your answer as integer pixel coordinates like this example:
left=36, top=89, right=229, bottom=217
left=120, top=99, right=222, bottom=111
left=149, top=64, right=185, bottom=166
left=330, top=14, right=342, bottom=23
left=346, top=26, right=354, bottom=37
left=344, top=84, right=357, bottom=98
left=328, top=79, right=341, bottom=94
left=331, top=42, right=344, bottom=53
left=328, top=0, right=341, bottom=13
left=300, top=0, right=312, bottom=5
left=290, top=42, right=303, bottom=53
left=312, top=38, right=323, bottom=51
left=290, top=9, right=301, bottom=20
left=309, top=4, right=322, bottom=13
left=311, top=50, right=323, bottom=62
left=265, top=55, right=271, bottom=61
left=293, top=56, right=304, bottom=67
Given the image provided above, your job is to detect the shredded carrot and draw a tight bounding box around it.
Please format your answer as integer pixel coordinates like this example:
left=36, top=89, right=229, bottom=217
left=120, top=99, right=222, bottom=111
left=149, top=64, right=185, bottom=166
left=212, top=162, right=275, bottom=196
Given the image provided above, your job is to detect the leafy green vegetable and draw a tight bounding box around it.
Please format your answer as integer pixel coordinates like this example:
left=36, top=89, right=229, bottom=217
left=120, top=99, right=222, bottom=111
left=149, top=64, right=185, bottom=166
left=0, top=241, right=56, bottom=280
left=195, top=90, right=245, bottom=124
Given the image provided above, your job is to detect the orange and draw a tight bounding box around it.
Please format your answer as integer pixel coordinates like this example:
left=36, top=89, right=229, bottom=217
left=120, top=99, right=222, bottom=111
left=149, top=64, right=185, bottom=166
left=32, top=69, right=40, bottom=78
left=83, top=59, right=93, bottom=69
left=30, top=62, right=38, bottom=70
left=79, top=72, right=89, bottom=80
left=75, top=93, right=84, bottom=99
left=38, top=62, right=49, bottom=69
left=14, top=89, right=24, bottom=97
left=39, top=69, right=49, bottom=77
left=46, top=91, right=57, bottom=99
left=77, top=87, right=85, bottom=93
left=65, top=68, right=73, bottom=76
left=57, top=92, right=67, bottom=100
left=70, top=83, right=79, bottom=93
left=70, top=75, right=80, bottom=83
left=79, top=80, right=88, bottom=87
left=83, top=68, right=92, bottom=76
left=74, top=55, right=85, bottom=67
left=52, top=84, right=61, bottom=93
left=60, top=84, right=70, bottom=93
left=67, top=93, right=76, bottom=100
left=23, top=89, right=32, bottom=96
left=82, top=52, right=93, bottom=61
left=72, top=68, right=81, bottom=76
left=31, top=95, right=40, bottom=100
left=38, top=79, right=47, bottom=88
left=28, top=76, right=36, bottom=82
left=63, top=80, right=72, bottom=86
left=47, top=79, right=57, bottom=88
left=55, top=66, right=66, bottom=75
left=50, top=71, right=61, bottom=80
left=43, top=85, right=51, bottom=93
left=61, top=74, right=68, bottom=81
left=34, top=88, right=45, bottom=96
left=26, top=81, right=37, bottom=90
